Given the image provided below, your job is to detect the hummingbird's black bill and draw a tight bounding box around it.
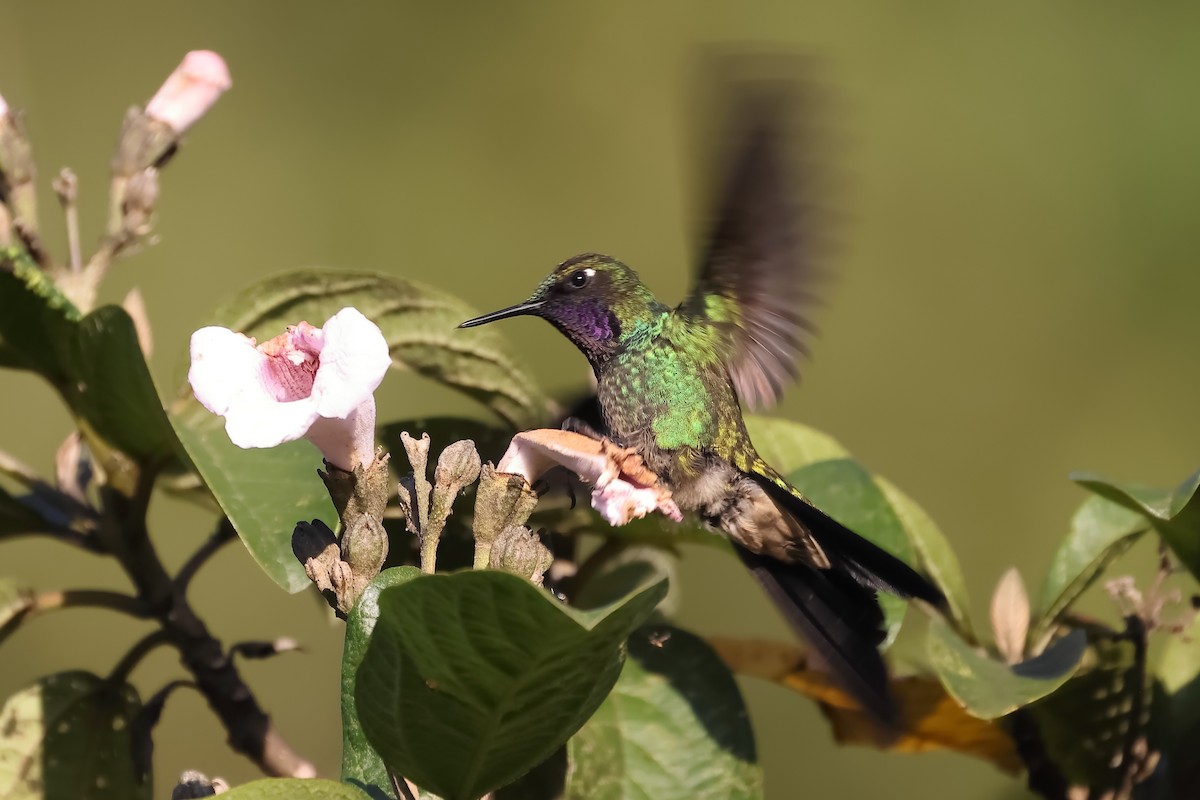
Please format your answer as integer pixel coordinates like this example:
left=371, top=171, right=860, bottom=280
left=458, top=301, right=543, bottom=329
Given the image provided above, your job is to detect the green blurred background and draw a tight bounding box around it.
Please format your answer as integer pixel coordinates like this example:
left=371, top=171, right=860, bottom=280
left=1, top=2, right=1198, bottom=797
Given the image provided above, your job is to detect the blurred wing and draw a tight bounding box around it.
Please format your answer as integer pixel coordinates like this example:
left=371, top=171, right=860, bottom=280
left=678, top=96, right=823, bottom=409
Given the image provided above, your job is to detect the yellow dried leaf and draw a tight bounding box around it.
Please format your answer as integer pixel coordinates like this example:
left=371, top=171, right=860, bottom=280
left=710, top=636, right=1022, bottom=774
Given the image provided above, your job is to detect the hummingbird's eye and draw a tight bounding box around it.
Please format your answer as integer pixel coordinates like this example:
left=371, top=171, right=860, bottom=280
left=567, top=268, right=594, bottom=291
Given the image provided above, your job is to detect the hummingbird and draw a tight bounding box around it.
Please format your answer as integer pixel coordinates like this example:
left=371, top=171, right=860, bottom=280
left=459, top=100, right=944, bottom=723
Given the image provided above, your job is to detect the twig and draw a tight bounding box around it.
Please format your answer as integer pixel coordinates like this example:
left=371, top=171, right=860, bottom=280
left=133, top=679, right=198, bottom=780
left=108, top=629, right=173, bottom=684
left=0, top=447, right=47, bottom=487
left=102, top=480, right=316, bottom=778
left=52, top=168, right=82, bottom=272
left=173, top=518, right=237, bottom=593
left=14, top=218, right=50, bottom=269
left=28, top=588, right=148, bottom=618
left=0, top=446, right=102, bottom=551
left=1009, top=709, right=1069, bottom=800
left=230, top=637, right=302, bottom=661
left=0, top=588, right=149, bottom=648
left=1112, top=615, right=1153, bottom=800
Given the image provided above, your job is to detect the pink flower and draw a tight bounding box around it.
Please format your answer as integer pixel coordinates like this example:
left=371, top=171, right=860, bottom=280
left=496, top=429, right=682, bottom=526
left=145, top=51, right=231, bottom=134
left=189, top=307, right=390, bottom=471
left=0, top=91, right=8, bottom=119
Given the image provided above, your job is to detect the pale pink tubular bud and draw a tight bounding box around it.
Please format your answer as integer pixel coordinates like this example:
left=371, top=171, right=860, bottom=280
left=144, top=50, right=231, bottom=134
left=0, top=91, right=8, bottom=119
left=496, top=429, right=683, bottom=526
left=188, top=307, right=391, bottom=471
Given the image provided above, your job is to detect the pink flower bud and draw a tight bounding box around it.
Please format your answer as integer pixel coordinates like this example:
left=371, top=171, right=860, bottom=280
left=189, top=307, right=391, bottom=471
left=0, top=92, right=8, bottom=119
left=144, top=50, right=231, bottom=134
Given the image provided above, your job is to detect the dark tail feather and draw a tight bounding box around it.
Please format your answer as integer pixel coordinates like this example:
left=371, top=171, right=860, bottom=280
left=739, top=471, right=947, bottom=724
left=752, top=473, right=947, bottom=608
left=735, top=544, right=897, bottom=725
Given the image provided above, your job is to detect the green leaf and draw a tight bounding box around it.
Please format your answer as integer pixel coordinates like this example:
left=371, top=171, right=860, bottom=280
left=927, top=617, right=1087, bottom=719
left=342, top=567, right=423, bottom=800
left=743, top=415, right=848, bottom=473
left=565, top=625, right=761, bottom=800
left=587, top=513, right=717, bottom=550
left=170, top=408, right=333, bottom=593
left=1034, top=496, right=1148, bottom=636
left=64, top=307, right=176, bottom=463
left=1157, top=613, right=1200, bottom=752
left=1072, top=470, right=1200, bottom=581
left=355, top=570, right=667, bottom=800
left=0, top=250, right=175, bottom=464
left=787, top=459, right=916, bottom=644
left=177, top=269, right=552, bottom=429
left=0, top=248, right=79, bottom=381
left=220, top=778, right=371, bottom=799
left=0, top=671, right=148, bottom=800
left=875, top=476, right=974, bottom=639
left=573, top=545, right=679, bottom=617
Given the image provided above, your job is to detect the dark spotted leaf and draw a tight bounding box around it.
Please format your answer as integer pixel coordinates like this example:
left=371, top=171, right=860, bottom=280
left=0, top=671, right=148, bottom=800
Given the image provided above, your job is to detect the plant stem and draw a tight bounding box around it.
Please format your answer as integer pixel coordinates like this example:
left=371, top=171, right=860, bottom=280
left=0, top=446, right=103, bottom=551
left=100, top=478, right=315, bottom=778
left=52, top=168, right=82, bottom=272
left=108, top=629, right=173, bottom=684
left=0, top=588, right=150, bottom=649
left=422, top=534, right=439, bottom=574
left=1009, top=709, right=1069, bottom=800
left=28, top=588, right=148, bottom=617
left=0, top=448, right=45, bottom=487
left=174, top=518, right=237, bottom=593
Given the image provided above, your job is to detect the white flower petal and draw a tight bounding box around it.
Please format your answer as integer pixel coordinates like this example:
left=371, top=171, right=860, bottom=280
left=189, top=327, right=269, bottom=415
left=223, top=394, right=321, bottom=449
left=591, top=479, right=680, bottom=526
left=305, top=395, right=377, bottom=470
left=311, top=307, right=391, bottom=419
left=188, top=306, right=389, bottom=469
left=496, top=429, right=610, bottom=484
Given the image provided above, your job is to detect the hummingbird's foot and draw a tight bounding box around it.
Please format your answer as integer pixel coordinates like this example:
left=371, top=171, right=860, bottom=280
left=530, top=468, right=581, bottom=507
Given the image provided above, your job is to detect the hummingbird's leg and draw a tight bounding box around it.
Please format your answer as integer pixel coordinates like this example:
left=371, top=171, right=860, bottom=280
left=530, top=466, right=580, bottom=506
